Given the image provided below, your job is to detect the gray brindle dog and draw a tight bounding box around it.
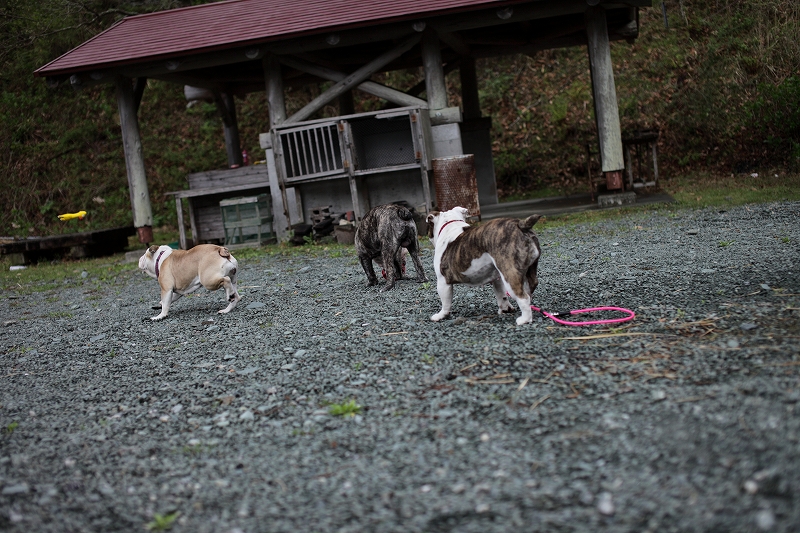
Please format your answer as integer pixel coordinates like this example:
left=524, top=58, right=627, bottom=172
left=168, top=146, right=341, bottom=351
left=355, top=204, right=428, bottom=291
left=427, top=206, right=542, bottom=325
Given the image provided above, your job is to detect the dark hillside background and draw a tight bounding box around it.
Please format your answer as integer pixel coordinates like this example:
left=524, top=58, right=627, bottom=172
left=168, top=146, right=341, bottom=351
left=1, top=0, right=798, bottom=237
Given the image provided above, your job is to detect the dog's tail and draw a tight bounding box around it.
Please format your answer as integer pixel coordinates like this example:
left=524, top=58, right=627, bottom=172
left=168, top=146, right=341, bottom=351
left=518, top=214, right=542, bottom=231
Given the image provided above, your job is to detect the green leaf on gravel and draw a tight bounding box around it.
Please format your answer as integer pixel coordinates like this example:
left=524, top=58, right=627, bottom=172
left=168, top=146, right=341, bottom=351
left=146, top=511, right=180, bottom=531
left=328, top=400, right=361, bottom=417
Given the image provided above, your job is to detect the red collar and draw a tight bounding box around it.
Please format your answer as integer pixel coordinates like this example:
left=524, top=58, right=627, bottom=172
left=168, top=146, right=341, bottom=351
left=154, top=250, right=166, bottom=278
left=438, top=219, right=466, bottom=236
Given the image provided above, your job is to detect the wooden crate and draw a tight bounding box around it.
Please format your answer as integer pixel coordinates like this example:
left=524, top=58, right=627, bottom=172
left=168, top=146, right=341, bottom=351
left=219, top=194, right=274, bottom=245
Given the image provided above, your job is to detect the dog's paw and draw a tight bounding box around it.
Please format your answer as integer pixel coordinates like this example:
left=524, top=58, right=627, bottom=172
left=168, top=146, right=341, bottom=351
left=515, top=314, right=533, bottom=325
left=431, top=312, right=449, bottom=322
left=218, top=309, right=230, bottom=314
left=150, top=315, right=165, bottom=321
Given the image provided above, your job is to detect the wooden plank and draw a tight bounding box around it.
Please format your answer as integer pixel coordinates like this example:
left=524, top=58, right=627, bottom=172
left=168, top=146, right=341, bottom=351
left=186, top=164, right=268, bottom=185
left=0, top=227, right=134, bottom=264
left=284, top=34, right=421, bottom=124
left=168, top=182, right=271, bottom=199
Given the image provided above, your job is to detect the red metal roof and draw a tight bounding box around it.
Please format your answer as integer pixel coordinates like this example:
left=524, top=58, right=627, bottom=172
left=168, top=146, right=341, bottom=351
left=36, top=0, right=519, bottom=76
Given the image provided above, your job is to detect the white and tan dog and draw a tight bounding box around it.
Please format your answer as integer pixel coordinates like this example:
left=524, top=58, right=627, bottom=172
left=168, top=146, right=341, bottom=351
left=138, top=244, right=240, bottom=320
left=426, top=207, right=542, bottom=325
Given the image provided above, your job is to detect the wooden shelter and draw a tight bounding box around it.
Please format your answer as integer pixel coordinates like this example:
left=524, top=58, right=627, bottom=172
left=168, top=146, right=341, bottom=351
left=35, top=0, right=650, bottom=245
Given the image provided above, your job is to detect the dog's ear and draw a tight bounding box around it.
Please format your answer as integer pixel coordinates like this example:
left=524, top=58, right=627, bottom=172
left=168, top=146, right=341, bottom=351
left=148, top=245, right=159, bottom=254
left=458, top=207, right=470, bottom=218
left=426, top=212, right=438, bottom=239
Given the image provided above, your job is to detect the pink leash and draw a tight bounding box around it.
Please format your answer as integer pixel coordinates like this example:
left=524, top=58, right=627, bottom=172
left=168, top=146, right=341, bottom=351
left=531, top=304, right=635, bottom=326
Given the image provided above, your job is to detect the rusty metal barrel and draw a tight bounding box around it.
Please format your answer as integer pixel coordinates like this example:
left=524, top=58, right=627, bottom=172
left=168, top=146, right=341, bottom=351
left=432, top=154, right=481, bottom=219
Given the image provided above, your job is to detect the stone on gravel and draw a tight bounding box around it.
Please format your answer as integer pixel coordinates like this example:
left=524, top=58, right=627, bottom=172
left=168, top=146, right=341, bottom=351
left=597, top=492, right=615, bottom=515
left=2, top=483, right=29, bottom=495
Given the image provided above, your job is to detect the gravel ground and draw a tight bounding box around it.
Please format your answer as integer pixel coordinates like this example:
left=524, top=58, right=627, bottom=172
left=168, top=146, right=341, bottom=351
left=1, top=201, right=799, bottom=533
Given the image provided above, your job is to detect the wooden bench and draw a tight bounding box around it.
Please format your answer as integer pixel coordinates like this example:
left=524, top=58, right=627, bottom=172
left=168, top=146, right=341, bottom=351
left=166, top=165, right=270, bottom=249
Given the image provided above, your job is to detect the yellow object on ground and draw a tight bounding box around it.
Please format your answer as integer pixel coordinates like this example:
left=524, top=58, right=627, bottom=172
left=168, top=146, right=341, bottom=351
left=57, top=211, right=87, bottom=221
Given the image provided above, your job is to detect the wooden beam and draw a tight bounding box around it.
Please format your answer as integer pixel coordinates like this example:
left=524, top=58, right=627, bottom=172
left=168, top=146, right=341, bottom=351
left=278, top=55, right=428, bottom=109
left=264, top=53, right=287, bottom=127
left=132, top=77, right=146, bottom=113
left=422, top=28, right=447, bottom=110
left=586, top=6, right=624, bottom=173
left=213, top=91, right=243, bottom=167
left=339, top=90, right=355, bottom=115
left=459, top=56, right=481, bottom=121
left=435, top=31, right=472, bottom=56
left=284, top=34, right=421, bottom=124
left=115, top=76, right=153, bottom=241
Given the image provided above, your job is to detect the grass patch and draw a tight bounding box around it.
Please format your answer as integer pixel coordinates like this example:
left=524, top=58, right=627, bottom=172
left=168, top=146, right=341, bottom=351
left=328, top=399, right=361, bottom=417
left=666, top=171, right=800, bottom=208
left=0, top=254, right=135, bottom=293
left=145, top=511, right=180, bottom=531
left=47, top=311, right=73, bottom=319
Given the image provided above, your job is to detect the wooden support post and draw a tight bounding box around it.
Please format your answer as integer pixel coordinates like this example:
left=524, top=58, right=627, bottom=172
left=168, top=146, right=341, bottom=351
left=652, top=142, right=660, bottom=187
left=214, top=91, right=243, bottom=168
left=459, top=56, right=481, bottom=121
left=133, top=77, right=146, bottom=113
left=264, top=53, right=287, bottom=128
left=422, top=28, right=448, bottom=110
left=459, top=55, right=498, bottom=205
left=175, top=198, right=187, bottom=250
left=406, top=61, right=459, bottom=98
left=585, top=6, right=624, bottom=190
left=115, top=76, right=153, bottom=243
left=284, top=34, right=421, bottom=124
left=265, top=146, right=290, bottom=239
left=188, top=199, right=199, bottom=246
left=339, top=90, right=355, bottom=115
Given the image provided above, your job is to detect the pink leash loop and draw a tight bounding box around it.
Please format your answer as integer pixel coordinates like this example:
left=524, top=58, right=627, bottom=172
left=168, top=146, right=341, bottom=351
left=530, top=305, right=635, bottom=327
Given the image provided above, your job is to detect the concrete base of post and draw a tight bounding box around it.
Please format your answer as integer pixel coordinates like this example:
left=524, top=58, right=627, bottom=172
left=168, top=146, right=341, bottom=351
left=597, top=191, right=636, bottom=208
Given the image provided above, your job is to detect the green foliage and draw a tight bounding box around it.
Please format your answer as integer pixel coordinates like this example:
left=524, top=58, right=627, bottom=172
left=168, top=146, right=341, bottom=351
left=1, top=0, right=799, bottom=236
left=6, top=421, right=18, bottom=435
left=146, top=511, right=180, bottom=531
left=328, top=399, right=361, bottom=417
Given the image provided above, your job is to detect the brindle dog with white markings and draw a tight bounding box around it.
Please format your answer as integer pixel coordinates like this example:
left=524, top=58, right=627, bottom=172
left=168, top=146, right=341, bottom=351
left=355, top=204, right=428, bottom=291
left=427, top=207, right=542, bottom=325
